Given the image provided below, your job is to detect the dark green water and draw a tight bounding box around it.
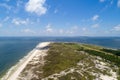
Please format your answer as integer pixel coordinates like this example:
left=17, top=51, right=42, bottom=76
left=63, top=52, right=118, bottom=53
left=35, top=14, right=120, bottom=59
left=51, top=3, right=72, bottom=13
left=0, top=37, right=120, bottom=76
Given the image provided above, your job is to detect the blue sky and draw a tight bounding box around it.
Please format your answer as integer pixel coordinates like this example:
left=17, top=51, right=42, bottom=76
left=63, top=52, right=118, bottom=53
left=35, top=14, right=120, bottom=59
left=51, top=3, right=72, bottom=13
left=0, top=0, right=120, bottom=36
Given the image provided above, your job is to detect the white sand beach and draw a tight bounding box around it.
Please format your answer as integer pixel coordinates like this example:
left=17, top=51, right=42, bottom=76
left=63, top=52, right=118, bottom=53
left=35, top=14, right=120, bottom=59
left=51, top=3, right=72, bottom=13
left=1, top=42, right=50, bottom=80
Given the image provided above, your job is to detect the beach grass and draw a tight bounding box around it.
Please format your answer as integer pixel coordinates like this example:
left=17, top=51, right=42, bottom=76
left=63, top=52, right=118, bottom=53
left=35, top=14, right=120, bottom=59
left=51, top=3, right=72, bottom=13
left=43, top=42, right=120, bottom=79
left=43, top=43, right=86, bottom=77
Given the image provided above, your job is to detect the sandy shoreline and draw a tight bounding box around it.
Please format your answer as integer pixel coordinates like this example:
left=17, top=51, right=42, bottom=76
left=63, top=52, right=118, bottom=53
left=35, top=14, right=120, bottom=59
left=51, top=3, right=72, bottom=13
left=1, top=42, right=51, bottom=80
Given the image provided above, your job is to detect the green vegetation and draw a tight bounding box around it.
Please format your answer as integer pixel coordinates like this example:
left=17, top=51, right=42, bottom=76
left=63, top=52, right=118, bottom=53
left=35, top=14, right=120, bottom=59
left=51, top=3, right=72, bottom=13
left=58, top=72, right=86, bottom=80
left=101, top=48, right=120, bottom=56
left=43, top=43, right=120, bottom=80
left=82, top=44, right=103, bottom=50
left=79, top=44, right=120, bottom=80
left=43, top=43, right=86, bottom=77
left=83, top=49, right=120, bottom=66
left=81, top=44, right=120, bottom=66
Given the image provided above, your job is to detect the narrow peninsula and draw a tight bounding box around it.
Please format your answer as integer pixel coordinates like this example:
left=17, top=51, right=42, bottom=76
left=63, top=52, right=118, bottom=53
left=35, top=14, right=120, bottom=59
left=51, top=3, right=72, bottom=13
left=1, top=42, right=120, bottom=80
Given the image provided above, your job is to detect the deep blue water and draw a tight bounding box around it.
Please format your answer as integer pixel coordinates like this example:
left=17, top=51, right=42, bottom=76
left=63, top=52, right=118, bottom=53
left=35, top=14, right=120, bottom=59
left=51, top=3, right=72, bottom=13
left=0, top=37, right=120, bottom=76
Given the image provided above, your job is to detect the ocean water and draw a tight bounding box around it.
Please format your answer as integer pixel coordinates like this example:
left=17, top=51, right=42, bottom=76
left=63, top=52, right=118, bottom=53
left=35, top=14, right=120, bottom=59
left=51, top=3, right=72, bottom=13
left=0, top=37, right=120, bottom=76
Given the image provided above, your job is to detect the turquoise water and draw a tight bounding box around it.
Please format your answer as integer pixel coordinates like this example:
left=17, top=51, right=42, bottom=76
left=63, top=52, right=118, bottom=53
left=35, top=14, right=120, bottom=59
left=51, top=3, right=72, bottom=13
left=0, top=37, right=120, bottom=76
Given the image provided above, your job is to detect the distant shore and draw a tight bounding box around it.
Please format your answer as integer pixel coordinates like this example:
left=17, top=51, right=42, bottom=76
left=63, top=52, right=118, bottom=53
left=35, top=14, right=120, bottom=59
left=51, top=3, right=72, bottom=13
left=1, top=42, right=51, bottom=80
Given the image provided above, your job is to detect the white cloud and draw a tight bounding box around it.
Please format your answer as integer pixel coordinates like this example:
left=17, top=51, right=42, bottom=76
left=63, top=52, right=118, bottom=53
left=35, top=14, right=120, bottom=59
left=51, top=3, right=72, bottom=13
left=118, top=0, right=120, bottom=8
left=92, top=24, right=99, bottom=28
left=112, top=24, right=120, bottom=31
left=22, top=29, right=35, bottom=33
left=99, top=0, right=105, bottom=2
left=92, top=15, right=99, bottom=21
left=45, top=24, right=53, bottom=33
left=12, top=18, right=29, bottom=25
left=25, top=0, right=47, bottom=16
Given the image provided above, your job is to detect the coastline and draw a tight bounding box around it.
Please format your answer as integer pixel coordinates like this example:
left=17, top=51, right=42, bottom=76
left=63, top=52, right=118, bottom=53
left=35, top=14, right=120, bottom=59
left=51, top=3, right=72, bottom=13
left=1, top=42, right=51, bottom=80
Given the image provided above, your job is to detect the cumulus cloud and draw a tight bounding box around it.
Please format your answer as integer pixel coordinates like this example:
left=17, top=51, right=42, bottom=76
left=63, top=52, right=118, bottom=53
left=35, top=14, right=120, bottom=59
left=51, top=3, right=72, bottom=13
left=92, top=15, right=99, bottom=21
left=12, top=18, right=29, bottom=25
left=22, top=28, right=35, bottom=33
left=45, top=24, right=53, bottom=33
left=25, top=0, right=47, bottom=16
left=112, top=24, right=120, bottom=31
left=118, top=0, right=120, bottom=8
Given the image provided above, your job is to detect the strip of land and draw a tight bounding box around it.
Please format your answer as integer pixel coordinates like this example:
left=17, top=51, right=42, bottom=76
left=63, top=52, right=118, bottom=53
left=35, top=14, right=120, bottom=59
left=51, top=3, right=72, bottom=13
left=1, top=42, right=50, bottom=80
left=1, top=42, right=120, bottom=80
